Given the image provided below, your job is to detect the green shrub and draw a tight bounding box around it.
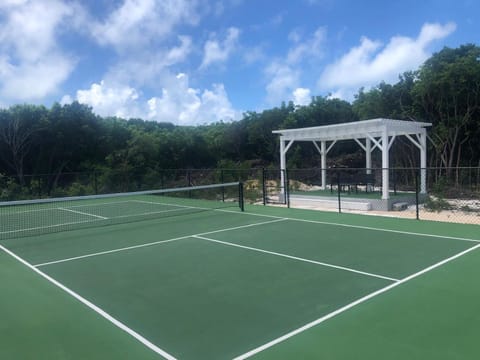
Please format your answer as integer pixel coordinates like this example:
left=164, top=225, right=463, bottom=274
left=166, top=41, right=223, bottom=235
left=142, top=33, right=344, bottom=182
left=424, top=196, right=452, bottom=212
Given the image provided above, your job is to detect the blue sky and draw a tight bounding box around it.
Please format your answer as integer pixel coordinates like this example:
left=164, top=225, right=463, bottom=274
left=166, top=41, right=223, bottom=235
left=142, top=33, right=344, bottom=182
left=0, top=0, right=478, bottom=125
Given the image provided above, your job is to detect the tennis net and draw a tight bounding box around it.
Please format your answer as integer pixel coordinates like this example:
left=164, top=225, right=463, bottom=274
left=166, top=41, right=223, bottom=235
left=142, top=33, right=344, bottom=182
left=0, top=182, right=244, bottom=240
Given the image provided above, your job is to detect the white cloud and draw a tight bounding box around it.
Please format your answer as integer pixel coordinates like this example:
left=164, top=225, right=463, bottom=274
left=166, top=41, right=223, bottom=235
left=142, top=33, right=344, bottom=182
left=88, top=1, right=199, bottom=103
left=148, top=80, right=238, bottom=125
left=288, top=29, right=302, bottom=43
left=417, top=22, right=457, bottom=46
left=318, top=22, right=456, bottom=99
left=0, top=0, right=77, bottom=101
left=148, top=73, right=240, bottom=125
left=103, top=36, right=193, bottom=88
left=243, top=45, right=266, bottom=64
left=2, top=55, right=74, bottom=100
left=73, top=81, right=144, bottom=119
left=211, top=0, right=244, bottom=16
left=91, top=0, right=200, bottom=51
left=287, top=27, right=326, bottom=64
left=60, top=0, right=240, bottom=125
left=200, top=27, right=240, bottom=69
left=0, top=0, right=28, bottom=8
left=293, top=87, right=311, bottom=106
left=265, top=62, right=300, bottom=106
left=165, top=36, right=193, bottom=65
left=264, top=27, right=326, bottom=105
left=64, top=74, right=240, bottom=125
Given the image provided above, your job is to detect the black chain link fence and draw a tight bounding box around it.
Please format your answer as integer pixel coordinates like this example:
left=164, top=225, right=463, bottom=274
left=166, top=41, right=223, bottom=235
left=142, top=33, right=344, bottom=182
left=286, top=167, right=480, bottom=224
left=1, top=167, right=479, bottom=225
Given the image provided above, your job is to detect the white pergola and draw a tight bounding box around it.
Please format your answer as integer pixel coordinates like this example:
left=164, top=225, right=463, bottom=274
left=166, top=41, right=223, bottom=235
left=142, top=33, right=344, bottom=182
left=273, top=118, right=432, bottom=199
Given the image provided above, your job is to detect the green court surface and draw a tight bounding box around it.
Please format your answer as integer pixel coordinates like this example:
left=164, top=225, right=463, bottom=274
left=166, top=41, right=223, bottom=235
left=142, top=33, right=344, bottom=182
left=1, top=199, right=480, bottom=359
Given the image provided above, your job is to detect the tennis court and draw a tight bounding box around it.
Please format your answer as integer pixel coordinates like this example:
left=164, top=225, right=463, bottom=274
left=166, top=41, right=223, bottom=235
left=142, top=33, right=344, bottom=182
left=1, top=183, right=480, bottom=359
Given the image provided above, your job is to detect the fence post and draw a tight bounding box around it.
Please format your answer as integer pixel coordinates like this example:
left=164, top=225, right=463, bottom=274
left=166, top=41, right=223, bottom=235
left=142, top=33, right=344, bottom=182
left=187, top=169, right=192, bottom=198
left=415, top=168, right=420, bottom=220
left=285, top=169, right=290, bottom=208
left=94, top=171, right=98, bottom=195
left=221, top=169, right=225, bottom=202
left=262, top=168, right=266, bottom=205
left=337, top=169, right=342, bottom=213
left=393, top=168, right=397, bottom=195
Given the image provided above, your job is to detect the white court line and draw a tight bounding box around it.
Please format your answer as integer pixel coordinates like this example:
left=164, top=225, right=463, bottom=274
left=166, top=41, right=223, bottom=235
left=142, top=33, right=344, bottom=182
left=233, top=242, right=480, bottom=360
left=112, top=207, right=192, bottom=219
left=68, top=200, right=134, bottom=208
left=59, top=207, right=108, bottom=220
left=214, top=208, right=480, bottom=243
left=193, top=235, right=398, bottom=282
left=34, top=236, right=192, bottom=267
left=130, top=199, right=195, bottom=209
left=34, top=218, right=287, bottom=267
left=0, top=244, right=177, bottom=360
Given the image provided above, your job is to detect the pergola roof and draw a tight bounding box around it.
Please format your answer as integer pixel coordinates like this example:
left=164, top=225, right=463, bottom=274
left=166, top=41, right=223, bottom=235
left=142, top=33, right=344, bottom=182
left=272, top=118, right=432, bottom=142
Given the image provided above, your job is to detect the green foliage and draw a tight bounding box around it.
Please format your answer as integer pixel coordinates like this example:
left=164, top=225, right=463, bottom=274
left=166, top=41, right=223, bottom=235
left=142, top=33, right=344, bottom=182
left=353, top=72, right=417, bottom=120
left=424, top=196, right=452, bottom=212
left=459, top=204, right=480, bottom=214
left=0, top=176, right=33, bottom=200
left=51, top=182, right=95, bottom=197
left=430, top=176, right=449, bottom=195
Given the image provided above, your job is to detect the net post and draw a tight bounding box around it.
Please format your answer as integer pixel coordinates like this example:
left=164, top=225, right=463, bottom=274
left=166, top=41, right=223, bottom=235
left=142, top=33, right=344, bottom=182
left=239, top=182, right=245, bottom=211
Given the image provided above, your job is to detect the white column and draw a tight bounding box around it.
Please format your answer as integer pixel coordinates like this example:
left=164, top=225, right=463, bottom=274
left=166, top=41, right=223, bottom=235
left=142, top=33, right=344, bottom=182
left=280, top=137, right=286, bottom=199
left=365, top=137, right=372, bottom=191
left=420, top=129, right=427, bottom=193
left=381, top=128, right=389, bottom=199
left=321, top=141, right=327, bottom=189
left=366, top=138, right=372, bottom=174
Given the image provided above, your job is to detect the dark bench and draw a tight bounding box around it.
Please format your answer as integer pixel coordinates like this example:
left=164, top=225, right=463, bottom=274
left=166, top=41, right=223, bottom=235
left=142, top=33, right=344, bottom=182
left=329, top=173, right=376, bottom=194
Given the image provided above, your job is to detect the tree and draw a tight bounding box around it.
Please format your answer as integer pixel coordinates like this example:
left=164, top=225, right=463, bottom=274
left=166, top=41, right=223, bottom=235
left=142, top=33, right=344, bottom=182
left=0, top=105, right=47, bottom=184
left=33, top=102, right=106, bottom=192
left=413, top=44, right=480, bottom=172
left=352, top=72, right=417, bottom=121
